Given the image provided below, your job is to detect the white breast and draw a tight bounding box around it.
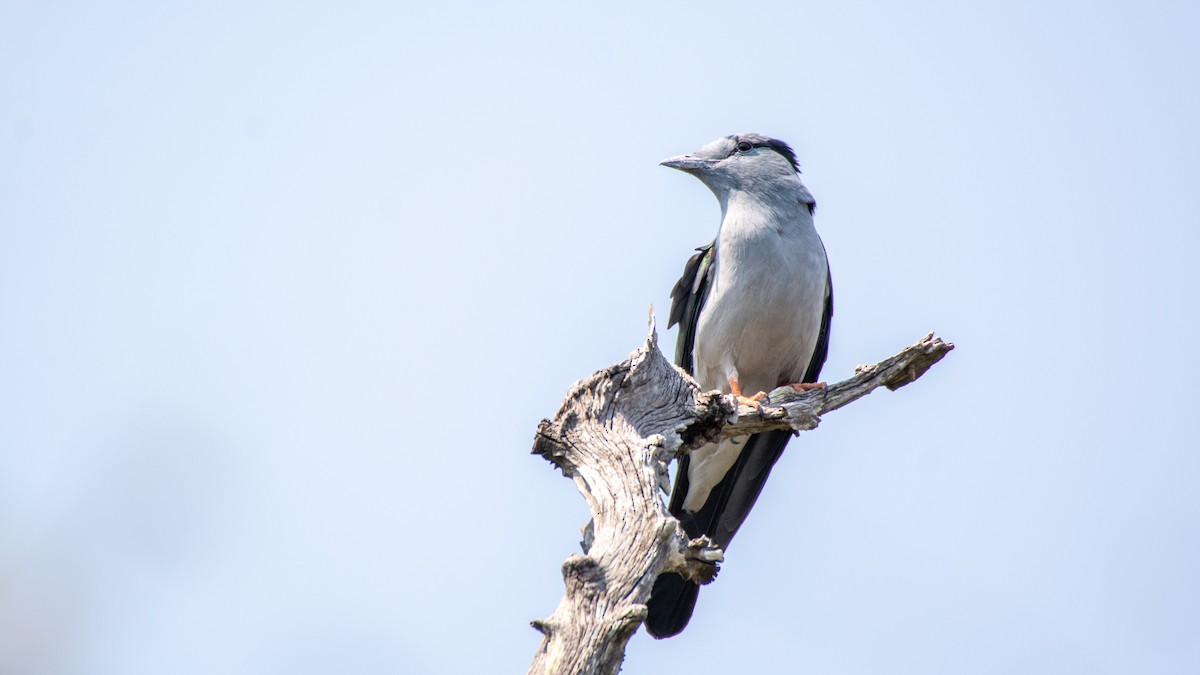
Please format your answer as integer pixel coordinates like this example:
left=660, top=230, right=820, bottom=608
left=682, top=197, right=828, bottom=512
left=692, top=203, right=828, bottom=396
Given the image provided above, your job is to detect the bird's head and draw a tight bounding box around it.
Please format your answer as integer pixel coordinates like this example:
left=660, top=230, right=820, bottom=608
left=662, top=132, right=801, bottom=187
left=661, top=133, right=810, bottom=209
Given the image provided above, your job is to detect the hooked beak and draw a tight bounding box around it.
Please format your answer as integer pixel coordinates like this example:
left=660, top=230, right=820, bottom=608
left=660, top=155, right=717, bottom=173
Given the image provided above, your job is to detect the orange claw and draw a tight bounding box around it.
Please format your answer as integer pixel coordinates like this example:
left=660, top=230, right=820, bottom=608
left=728, top=376, right=767, bottom=408
left=790, top=381, right=827, bottom=392
left=735, top=395, right=763, bottom=408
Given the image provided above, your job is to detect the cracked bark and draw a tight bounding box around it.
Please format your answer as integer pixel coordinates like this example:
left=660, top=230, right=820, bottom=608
left=528, top=318, right=953, bottom=675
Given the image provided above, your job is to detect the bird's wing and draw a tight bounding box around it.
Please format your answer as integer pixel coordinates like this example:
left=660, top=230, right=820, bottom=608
left=802, top=261, right=834, bottom=383
left=665, top=242, right=713, bottom=523
left=648, top=245, right=717, bottom=640
left=667, top=242, right=714, bottom=375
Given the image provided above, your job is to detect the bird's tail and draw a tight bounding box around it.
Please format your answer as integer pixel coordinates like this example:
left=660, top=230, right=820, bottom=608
left=645, top=573, right=699, bottom=639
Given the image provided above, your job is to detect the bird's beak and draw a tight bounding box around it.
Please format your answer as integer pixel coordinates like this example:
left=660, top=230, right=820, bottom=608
left=660, top=155, right=717, bottom=173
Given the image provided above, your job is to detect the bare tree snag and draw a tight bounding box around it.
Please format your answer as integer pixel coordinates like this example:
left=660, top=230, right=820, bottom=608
left=528, top=318, right=953, bottom=675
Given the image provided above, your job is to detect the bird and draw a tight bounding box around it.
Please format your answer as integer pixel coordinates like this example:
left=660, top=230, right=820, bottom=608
left=644, top=133, right=833, bottom=639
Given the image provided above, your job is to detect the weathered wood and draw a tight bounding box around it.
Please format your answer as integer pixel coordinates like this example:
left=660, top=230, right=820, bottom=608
left=715, top=332, right=955, bottom=437
left=528, top=321, right=953, bottom=675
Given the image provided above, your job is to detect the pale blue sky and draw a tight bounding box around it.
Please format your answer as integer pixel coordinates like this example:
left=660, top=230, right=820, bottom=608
left=2, top=1, right=1199, bottom=673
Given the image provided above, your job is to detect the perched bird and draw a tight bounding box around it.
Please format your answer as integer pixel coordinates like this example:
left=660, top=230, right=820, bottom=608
left=645, top=133, right=833, bottom=639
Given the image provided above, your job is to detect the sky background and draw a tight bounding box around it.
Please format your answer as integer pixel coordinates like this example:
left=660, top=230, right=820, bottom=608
left=2, top=1, right=1199, bottom=673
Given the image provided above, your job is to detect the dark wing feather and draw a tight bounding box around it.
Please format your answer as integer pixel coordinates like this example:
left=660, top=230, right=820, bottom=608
left=668, top=242, right=714, bottom=375
left=663, top=242, right=714, bottom=525
left=802, top=261, right=834, bottom=384
left=647, top=244, right=716, bottom=639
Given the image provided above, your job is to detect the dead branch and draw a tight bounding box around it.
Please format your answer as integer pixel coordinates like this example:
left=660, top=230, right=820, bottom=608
left=528, top=319, right=953, bottom=675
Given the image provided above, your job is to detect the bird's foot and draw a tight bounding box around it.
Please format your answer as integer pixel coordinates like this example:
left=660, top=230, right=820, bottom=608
left=727, top=376, right=767, bottom=408
left=790, top=381, right=827, bottom=393
left=735, top=393, right=765, bottom=408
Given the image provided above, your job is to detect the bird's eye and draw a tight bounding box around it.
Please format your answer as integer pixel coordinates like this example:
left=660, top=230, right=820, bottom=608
left=736, top=141, right=753, bottom=152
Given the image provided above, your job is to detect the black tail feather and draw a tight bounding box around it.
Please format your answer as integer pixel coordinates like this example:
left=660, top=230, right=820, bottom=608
left=645, top=572, right=699, bottom=639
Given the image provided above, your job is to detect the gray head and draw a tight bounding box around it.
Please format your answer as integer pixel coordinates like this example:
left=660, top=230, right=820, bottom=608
left=661, top=133, right=814, bottom=212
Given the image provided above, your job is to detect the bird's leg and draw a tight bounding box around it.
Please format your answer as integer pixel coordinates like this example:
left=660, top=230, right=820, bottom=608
left=789, top=381, right=827, bottom=392
left=727, top=376, right=767, bottom=408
